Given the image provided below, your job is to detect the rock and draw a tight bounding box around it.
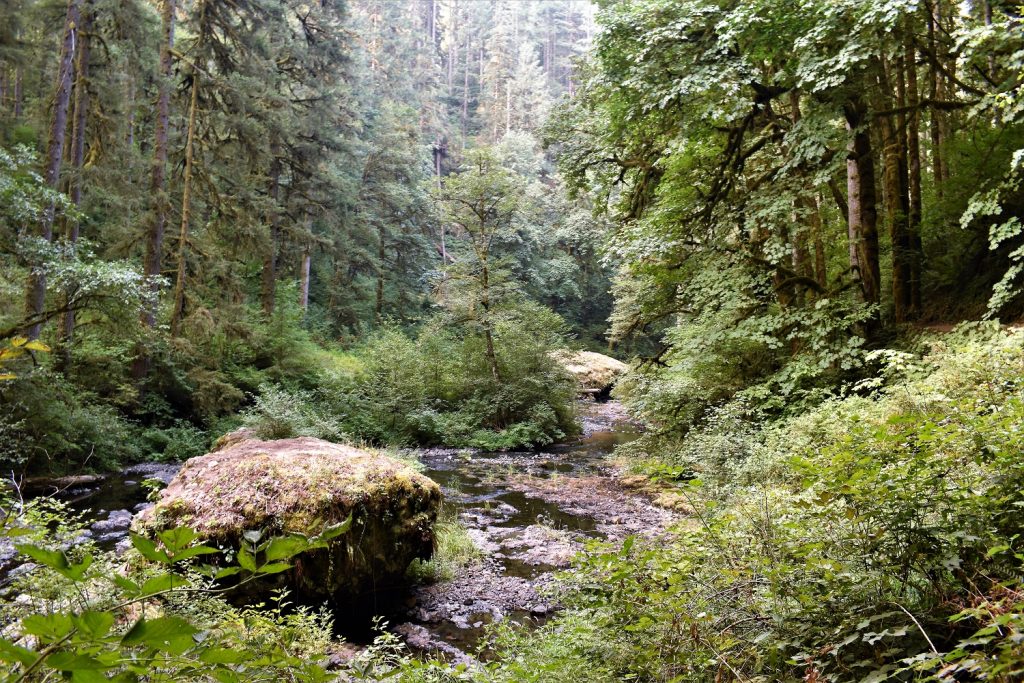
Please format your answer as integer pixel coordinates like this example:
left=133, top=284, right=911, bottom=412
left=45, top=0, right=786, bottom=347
left=91, top=509, right=132, bottom=535
left=325, top=642, right=364, bottom=669
left=551, top=350, right=628, bottom=397
left=393, top=623, right=475, bottom=666
left=211, top=427, right=259, bottom=453
left=123, top=462, right=181, bottom=485
left=134, top=436, right=441, bottom=603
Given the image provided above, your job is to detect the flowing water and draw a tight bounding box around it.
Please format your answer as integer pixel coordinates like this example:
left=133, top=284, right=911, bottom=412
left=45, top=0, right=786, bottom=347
left=8, top=401, right=677, bottom=663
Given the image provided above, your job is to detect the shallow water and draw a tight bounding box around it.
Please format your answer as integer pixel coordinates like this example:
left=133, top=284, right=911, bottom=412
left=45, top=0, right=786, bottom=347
left=22, top=400, right=649, bottom=662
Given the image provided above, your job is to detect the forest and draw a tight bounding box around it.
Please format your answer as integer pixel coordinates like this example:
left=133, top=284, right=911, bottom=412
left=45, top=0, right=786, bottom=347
left=1, top=0, right=1023, bottom=681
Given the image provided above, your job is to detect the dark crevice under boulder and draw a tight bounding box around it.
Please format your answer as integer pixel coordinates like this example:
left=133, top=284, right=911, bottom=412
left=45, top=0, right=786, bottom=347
left=134, top=436, right=441, bottom=604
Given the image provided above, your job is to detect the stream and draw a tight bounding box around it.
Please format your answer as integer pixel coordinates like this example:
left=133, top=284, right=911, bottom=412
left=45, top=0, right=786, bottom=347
left=6, top=400, right=680, bottom=665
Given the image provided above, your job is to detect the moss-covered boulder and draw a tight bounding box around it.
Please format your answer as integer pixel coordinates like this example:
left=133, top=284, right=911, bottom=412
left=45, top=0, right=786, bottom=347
left=552, top=350, right=629, bottom=397
left=134, top=437, right=441, bottom=602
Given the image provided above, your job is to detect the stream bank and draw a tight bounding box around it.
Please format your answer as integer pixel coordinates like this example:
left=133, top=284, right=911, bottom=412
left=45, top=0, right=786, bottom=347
left=6, top=400, right=681, bottom=665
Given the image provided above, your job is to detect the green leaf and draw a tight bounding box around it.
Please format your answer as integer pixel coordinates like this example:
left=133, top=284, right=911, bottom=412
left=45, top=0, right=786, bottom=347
left=130, top=535, right=170, bottom=564
left=15, top=544, right=69, bottom=573
left=45, top=652, right=112, bottom=671
left=73, top=611, right=115, bottom=638
left=157, top=527, right=204, bottom=557
left=256, top=561, right=292, bottom=575
left=214, top=566, right=242, bottom=579
left=236, top=547, right=257, bottom=572
left=211, top=668, right=242, bottom=683
left=319, top=515, right=353, bottom=540
left=140, top=573, right=189, bottom=595
left=171, top=544, right=219, bottom=562
left=263, top=534, right=312, bottom=562
left=121, top=616, right=199, bottom=654
left=112, top=576, right=142, bottom=596
left=22, top=613, right=74, bottom=641
left=0, top=636, right=38, bottom=666
left=199, top=647, right=248, bottom=664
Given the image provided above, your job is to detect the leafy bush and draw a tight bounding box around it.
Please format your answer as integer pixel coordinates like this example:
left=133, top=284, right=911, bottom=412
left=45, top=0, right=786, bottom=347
left=0, top=369, right=142, bottom=473
left=0, top=496, right=350, bottom=682
left=242, top=383, right=348, bottom=442
left=137, top=421, right=212, bottom=463
left=348, top=304, right=577, bottom=449
left=406, top=504, right=481, bottom=583
left=468, top=325, right=1024, bottom=682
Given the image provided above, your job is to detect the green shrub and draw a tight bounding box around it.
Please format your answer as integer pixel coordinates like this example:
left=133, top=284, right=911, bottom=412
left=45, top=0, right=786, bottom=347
left=241, top=383, right=348, bottom=442
left=0, top=369, right=141, bottom=473
left=406, top=504, right=481, bottom=583
left=468, top=326, right=1024, bottom=682
left=0, top=499, right=350, bottom=682
left=347, top=304, right=577, bottom=448
left=137, top=421, right=212, bottom=463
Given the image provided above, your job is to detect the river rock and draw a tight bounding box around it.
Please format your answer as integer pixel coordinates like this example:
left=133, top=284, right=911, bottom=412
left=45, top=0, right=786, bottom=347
left=551, top=350, right=628, bottom=396
left=134, top=436, right=441, bottom=602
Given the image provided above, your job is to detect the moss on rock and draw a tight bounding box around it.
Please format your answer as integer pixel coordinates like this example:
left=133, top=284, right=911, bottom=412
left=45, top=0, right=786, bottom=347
left=552, top=350, right=629, bottom=396
left=134, top=436, right=441, bottom=602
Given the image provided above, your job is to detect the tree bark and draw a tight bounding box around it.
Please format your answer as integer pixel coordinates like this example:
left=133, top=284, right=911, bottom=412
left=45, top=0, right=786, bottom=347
left=375, top=226, right=385, bottom=322
left=905, top=31, right=924, bottom=316
left=141, top=0, right=175, bottom=329
left=480, top=260, right=500, bottom=382
left=13, top=67, right=22, bottom=118
left=811, top=193, right=827, bottom=289
left=844, top=97, right=880, bottom=308
left=462, top=26, right=469, bottom=149
left=927, top=1, right=945, bottom=195
left=878, top=61, right=912, bottom=322
left=24, top=0, right=80, bottom=340
left=57, top=4, right=91, bottom=370
left=299, top=245, right=311, bottom=313
left=169, top=68, right=200, bottom=337
left=261, top=150, right=282, bottom=317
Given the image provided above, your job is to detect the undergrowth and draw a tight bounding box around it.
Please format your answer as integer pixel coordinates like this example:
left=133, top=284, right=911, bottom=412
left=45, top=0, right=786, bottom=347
left=418, top=323, right=1024, bottom=682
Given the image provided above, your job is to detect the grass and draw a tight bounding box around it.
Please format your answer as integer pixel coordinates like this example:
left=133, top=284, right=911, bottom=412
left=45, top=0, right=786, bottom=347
left=407, top=503, right=481, bottom=583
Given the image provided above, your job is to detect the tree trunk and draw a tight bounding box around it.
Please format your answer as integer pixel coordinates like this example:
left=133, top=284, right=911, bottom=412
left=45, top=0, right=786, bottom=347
left=13, top=67, right=22, bottom=118
left=446, top=0, right=455, bottom=96
left=877, top=62, right=912, bottom=322
left=261, top=151, right=282, bottom=317
left=505, top=80, right=511, bottom=137
left=141, top=0, right=175, bottom=329
left=480, top=261, right=500, bottom=382
left=300, top=245, right=311, bottom=313
left=787, top=91, right=817, bottom=300
left=169, top=68, right=200, bottom=337
left=844, top=97, right=880, bottom=308
left=375, top=226, right=385, bottom=322
left=132, top=0, right=175, bottom=384
left=905, top=31, right=924, bottom=316
left=927, top=1, right=945, bottom=195
left=57, top=5, right=91, bottom=371
left=24, top=0, right=80, bottom=340
left=811, top=193, right=827, bottom=289
left=462, top=27, right=469, bottom=149
left=126, top=76, right=135, bottom=148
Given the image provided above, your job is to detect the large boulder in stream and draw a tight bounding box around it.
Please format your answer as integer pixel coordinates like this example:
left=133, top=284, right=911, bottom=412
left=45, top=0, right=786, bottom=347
left=552, top=350, right=629, bottom=397
left=134, top=436, right=441, bottom=602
